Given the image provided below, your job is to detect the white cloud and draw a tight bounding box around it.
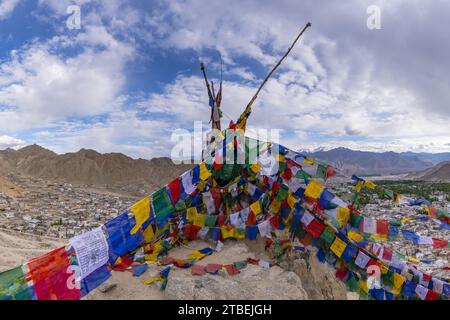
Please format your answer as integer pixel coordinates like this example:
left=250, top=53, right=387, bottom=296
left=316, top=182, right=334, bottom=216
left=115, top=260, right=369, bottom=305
left=0, top=0, right=20, bottom=20
left=0, top=24, right=134, bottom=131
left=0, top=134, right=24, bottom=149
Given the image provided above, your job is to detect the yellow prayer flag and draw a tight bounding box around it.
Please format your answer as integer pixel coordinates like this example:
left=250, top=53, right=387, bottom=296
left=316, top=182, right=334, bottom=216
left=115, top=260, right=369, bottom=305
left=381, top=264, right=389, bottom=275
left=393, top=273, right=406, bottom=289
left=146, top=241, right=163, bottom=262
left=155, top=224, right=169, bottom=238
left=364, top=180, right=377, bottom=190
left=304, top=179, right=324, bottom=199
left=221, top=226, right=235, bottom=239
left=186, top=207, right=198, bottom=223
left=287, top=194, right=297, bottom=209
left=143, top=224, right=155, bottom=243
left=144, top=276, right=163, bottom=285
left=194, top=213, right=206, bottom=227
left=277, top=154, right=285, bottom=163
left=303, top=158, right=315, bottom=165
left=130, top=196, right=150, bottom=234
left=408, top=257, right=420, bottom=263
left=359, top=279, right=369, bottom=294
left=401, top=217, right=414, bottom=224
left=250, top=200, right=262, bottom=215
left=370, top=234, right=387, bottom=241
left=354, top=181, right=364, bottom=192
left=187, top=251, right=208, bottom=260
left=348, top=230, right=363, bottom=243
left=268, top=199, right=281, bottom=214
left=336, top=207, right=350, bottom=227
left=250, top=163, right=261, bottom=173
left=197, top=180, right=207, bottom=191
left=199, top=162, right=212, bottom=181
left=234, top=228, right=245, bottom=240
left=330, top=237, right=347, bottom=258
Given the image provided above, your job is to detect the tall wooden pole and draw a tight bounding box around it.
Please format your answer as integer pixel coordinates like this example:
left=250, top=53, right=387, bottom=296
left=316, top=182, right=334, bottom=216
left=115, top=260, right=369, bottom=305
left=236, top=22, right=312, bottom=131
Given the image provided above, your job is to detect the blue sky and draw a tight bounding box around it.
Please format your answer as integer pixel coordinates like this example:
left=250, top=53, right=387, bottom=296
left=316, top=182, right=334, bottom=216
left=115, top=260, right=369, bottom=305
left=0, top=0, right=449, bottom=158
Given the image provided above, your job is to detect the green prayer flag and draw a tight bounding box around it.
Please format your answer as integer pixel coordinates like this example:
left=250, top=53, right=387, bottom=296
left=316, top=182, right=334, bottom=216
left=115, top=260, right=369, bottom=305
left=315, top=164, right=326, bottom=179
left=350, top=213, right=362, bottom=229
left=205, top=215, right=217, bottom=227
left=319, top=229, right=336, bottom=247
left=295, top=170, right=312, bottom=182
left=234, top=260, right=248, bottom=270
left=152, top=187, right=174, bottom=222
left=0, top=266, right=31, bottom=300
left=346, top=274, right=359, bottom=292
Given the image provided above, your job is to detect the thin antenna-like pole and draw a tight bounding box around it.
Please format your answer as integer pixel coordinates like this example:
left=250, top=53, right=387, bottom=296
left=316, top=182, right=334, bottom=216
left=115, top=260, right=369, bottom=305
left=236, top=22, right=312, bottom=130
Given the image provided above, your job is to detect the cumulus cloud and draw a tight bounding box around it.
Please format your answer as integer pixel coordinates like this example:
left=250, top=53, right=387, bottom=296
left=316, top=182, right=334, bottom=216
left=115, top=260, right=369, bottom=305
left=0, top=0, right=20, bottom=20
left=0, top=134, right=24, bottom=149
left=0, top=24, right=134, bottom=131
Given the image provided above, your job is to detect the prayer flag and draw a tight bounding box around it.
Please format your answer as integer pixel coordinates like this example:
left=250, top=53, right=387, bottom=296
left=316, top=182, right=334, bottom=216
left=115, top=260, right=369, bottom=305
left=304, top=179, right=324, bottom=199
left=130, top=196, right=150, bottom=234
left=330, top=237, right=347, bottom=258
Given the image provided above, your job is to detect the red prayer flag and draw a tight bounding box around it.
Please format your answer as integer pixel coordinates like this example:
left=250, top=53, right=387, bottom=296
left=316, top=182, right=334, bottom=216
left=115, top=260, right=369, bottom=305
left=112, top=256, right=134, bottom=271
left=281, top=168, right=293, bottom=181
left=168, top=178, right=181, bottom=204
left=191, top=265, right=206, bottom=276
left=27, top=247, right=80, bottom=300
left=425, top=290, right=439, bottom=300
left=306, top=219, right=325, bottom=238
left=286, top=159, right=301, bottom=169
left=325, top=165, right=337, bottom=180
left=224, top=264, right=240, bottom=276
left=205, top=264, right=222, bottom=274
left=432, top=238, right=448, bottom=249
left=376, top=220, right=389, bottom=235
left=382, top=247, right=393, bottom=261
left=247, top=258, right=260, bottom=266
left=269, top=215, right=280, bottom=230
left=247, top=211, right=257, bottom=226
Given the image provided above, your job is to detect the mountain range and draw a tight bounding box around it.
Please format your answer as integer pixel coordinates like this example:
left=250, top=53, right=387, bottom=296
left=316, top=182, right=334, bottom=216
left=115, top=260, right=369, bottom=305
left=0, top=145, right=192, bottom=196
left=302, top=147, right=450, bottom=176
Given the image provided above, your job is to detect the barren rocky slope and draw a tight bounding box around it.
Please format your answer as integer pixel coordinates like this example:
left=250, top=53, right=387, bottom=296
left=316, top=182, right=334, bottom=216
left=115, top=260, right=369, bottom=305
left=0, top=145, right=192, bottom=196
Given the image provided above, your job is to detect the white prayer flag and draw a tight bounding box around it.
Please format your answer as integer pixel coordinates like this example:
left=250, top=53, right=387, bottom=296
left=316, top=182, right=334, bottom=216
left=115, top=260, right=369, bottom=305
left=301, top=211, right=314, bottom=227
left=70, top=227, right=109, bottom=280
left=258, top=260, right=271, bottom=269
left=202, top=191, right=216, bottom=214
left=415, top=284, right=428, bottom=300
left=198, top=227, right=209, bottom=239
left=418, top=236, right=433, bottom=245
left=362, top=218, right=376, bottom=234
left=230, top=212, right=240, bottom=226
left=355, top=251, right=371, bottom=269
left=258, top=220, right=271, bottom=238
left=181, top=170, right=197, bottom=195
